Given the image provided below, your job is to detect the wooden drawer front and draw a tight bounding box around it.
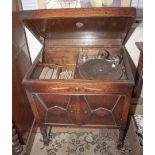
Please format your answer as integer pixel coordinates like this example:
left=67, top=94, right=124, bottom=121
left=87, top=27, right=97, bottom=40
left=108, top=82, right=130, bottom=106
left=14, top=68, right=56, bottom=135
left=32, top=93, right=125, bottom=126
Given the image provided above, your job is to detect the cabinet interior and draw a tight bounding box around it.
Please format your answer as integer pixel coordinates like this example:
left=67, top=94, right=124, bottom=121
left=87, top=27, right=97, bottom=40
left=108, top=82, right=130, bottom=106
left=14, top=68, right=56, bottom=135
left=30, top=47, right=127, bottom=80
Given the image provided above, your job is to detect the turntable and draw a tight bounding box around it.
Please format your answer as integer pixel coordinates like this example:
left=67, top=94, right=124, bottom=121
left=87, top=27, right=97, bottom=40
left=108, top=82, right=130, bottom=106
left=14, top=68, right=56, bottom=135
left=79, top=50, right=124, bottom=80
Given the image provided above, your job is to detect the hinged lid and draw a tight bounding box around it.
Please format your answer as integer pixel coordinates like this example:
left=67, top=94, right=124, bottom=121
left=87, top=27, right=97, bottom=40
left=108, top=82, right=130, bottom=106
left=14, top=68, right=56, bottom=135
left=20, top=7, right=136, bottom=46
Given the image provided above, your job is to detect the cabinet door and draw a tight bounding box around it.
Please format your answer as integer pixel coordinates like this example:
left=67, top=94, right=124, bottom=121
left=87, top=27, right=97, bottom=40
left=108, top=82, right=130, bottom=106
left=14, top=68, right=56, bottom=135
left=85, top=95, right=125, bottom=126
left=32, top=93, right=125, bottom=126
left=32, top=94, right=70, bottom=124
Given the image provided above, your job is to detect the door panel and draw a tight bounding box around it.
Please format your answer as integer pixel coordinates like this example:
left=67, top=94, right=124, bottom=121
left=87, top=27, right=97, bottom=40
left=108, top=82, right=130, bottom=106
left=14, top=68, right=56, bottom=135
left=32, top=93, right=125, bottom=126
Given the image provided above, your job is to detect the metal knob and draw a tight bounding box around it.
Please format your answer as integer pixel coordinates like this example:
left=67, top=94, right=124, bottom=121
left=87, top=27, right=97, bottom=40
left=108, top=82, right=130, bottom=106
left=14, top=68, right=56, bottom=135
left=97, top=49, right=109, bottom=59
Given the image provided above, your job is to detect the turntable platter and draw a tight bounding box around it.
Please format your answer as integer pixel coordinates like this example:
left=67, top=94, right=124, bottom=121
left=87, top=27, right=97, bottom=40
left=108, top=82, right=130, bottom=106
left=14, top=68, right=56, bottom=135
left=79, top=59, right=123, bottom=80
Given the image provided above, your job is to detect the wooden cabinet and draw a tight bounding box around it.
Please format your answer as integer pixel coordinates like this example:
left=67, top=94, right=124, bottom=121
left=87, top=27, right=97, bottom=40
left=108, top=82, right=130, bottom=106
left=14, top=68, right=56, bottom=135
left=21, top=7, right=135, bottom=148
left=12, top=0, right=34, bottom=152
left=30, top=93, right=125, bottom=126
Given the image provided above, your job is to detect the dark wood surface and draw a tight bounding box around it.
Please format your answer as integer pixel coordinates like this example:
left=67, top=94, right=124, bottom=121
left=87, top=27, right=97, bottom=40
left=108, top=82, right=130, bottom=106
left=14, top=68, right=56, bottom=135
left=20, top=7, right=136, bottom=19
left=135, top=42, right=143, bottom=76
left=12, top=122, right=23, bottom=154
left=12, top=0, right=34, bottom=145
left=22, top=7, right=135, bottom=148
left=20, top=7, right=136, bottom=45
left=133, top=42, right=143, bottom=97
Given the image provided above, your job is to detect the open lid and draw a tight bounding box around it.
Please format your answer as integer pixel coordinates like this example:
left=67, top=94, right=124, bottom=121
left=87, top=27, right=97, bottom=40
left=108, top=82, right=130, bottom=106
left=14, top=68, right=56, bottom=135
left=20, top=7, right=136, bottom=46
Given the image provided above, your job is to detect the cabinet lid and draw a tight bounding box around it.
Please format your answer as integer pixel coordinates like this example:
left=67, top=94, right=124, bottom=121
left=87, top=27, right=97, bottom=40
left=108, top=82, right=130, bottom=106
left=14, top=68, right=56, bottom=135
left=20, top=7, right=136, bottom=46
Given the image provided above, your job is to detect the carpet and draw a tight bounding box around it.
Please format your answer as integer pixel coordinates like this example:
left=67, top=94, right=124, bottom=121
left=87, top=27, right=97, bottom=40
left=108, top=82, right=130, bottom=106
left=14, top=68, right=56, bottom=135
left=30, top=127, right=133, bottom=155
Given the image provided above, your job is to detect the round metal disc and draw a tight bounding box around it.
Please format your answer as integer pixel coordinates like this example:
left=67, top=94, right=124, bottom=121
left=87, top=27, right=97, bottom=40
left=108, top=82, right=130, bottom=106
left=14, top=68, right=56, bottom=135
left=79, top=59, right=123, bottom=80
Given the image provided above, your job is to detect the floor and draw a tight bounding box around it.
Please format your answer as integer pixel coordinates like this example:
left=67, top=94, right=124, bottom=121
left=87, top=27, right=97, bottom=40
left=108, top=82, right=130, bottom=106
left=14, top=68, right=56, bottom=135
left=29, top=127, right=133, bottom=155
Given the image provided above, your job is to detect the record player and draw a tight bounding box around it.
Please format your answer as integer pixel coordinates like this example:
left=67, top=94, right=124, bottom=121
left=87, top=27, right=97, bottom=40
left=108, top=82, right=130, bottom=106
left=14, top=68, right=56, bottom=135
left=21, top=7, right=135, bottom=148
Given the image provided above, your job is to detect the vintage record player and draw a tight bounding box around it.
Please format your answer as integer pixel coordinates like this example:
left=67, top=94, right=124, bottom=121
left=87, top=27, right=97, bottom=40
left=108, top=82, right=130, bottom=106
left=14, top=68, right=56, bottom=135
left=21, top=7, right=135, bottom=148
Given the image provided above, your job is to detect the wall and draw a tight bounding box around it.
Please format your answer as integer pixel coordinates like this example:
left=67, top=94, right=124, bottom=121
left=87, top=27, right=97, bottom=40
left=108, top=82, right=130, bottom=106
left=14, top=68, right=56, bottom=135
left=125, top=23, right=143, bottom=97
left=125, top=23, right=143, bottom=67
left=25, top=28, right=42, bottom=62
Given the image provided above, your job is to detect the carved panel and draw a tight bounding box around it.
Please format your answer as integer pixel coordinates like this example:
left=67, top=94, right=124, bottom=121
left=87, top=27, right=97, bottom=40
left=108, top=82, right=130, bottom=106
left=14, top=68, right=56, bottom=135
left=112, top=96, right=125, bottom=125
left=37, top=94, right=69, bottom=108
left=32, top=94, right=125, bottom=126
left=85, top=95, right=119, bottom=110
left=33, top=94, right=47, bottom=122
left=67, top=96, right=91, bottom=124
left=88, top=112, right=115, bottom=125
left=46, top=106, right=69, bottom=123
left=86, top=95, right=125, bottom=126
left=32, top=94, right=70, bottom=124
left=93, top=108, right=111, bottom=117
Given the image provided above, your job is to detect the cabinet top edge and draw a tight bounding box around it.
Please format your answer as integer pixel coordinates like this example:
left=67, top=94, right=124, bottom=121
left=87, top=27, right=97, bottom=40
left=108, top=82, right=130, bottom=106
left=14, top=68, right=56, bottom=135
left=20, top=7, right=136, bottom=20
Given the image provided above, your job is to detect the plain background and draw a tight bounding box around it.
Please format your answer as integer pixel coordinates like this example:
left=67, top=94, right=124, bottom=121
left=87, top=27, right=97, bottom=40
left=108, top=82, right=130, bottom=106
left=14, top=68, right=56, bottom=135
left=0, top=1, right=153, bottom=154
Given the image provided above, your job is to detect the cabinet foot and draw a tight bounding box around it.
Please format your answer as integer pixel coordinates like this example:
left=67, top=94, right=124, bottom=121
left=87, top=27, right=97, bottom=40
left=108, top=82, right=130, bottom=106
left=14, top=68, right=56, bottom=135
left=117, top=142, right=123, bottom=149
left=117, top=128, right=125, bottom=149
left=40, top=125, right=52, bottom=146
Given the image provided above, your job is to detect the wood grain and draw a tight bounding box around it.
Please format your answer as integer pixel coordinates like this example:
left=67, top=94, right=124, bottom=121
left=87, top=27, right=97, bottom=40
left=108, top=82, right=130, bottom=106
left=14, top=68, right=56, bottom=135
left=22, top=7, right=135, bottom=148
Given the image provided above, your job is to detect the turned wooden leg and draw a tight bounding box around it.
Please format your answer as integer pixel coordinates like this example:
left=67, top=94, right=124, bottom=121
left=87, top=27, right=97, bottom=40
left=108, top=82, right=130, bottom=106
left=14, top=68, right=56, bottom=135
left=12, top=123, right=23, bottom=154
left=40, top=124, right=52, bottom=146
left=117, top=128, right=125, bottom=149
